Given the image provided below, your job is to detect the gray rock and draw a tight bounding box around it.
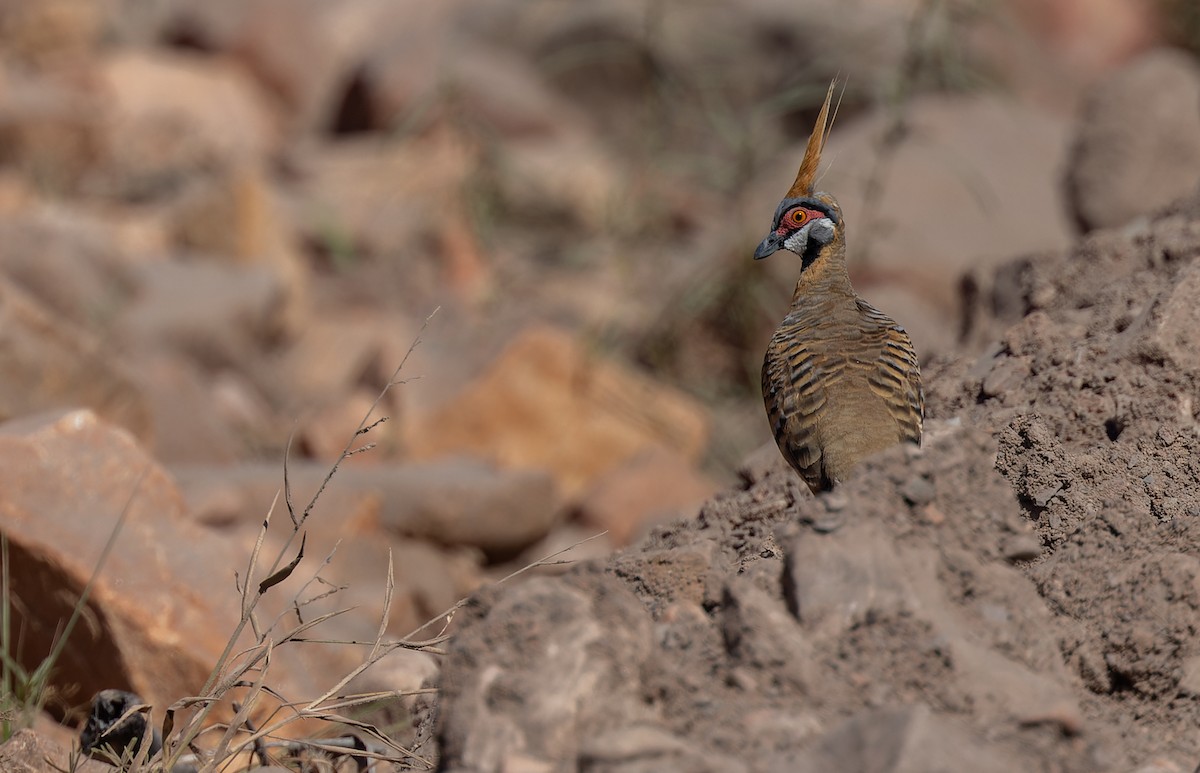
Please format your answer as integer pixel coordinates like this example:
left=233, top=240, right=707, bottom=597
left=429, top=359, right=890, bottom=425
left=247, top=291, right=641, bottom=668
left=1067, top=48, right=1200, bottom=232
left=792, top=704, right=1024, bottom=773
left=437, top=569, right=657, bottom=771
left=782, top=522, right=915, bottom=635
left=721, top=576, right=813, bottom=694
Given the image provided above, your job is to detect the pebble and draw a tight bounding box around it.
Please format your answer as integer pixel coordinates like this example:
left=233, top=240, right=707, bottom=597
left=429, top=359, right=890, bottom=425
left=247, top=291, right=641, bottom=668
left=901, top=476, right=936, bottom=506
left=1002, top=534, right=1043, bottom=562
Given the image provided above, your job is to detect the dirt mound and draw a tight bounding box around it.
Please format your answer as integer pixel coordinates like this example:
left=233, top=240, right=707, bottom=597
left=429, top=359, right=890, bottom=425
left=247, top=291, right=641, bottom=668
left=432, top=196, right=1200, bottom=770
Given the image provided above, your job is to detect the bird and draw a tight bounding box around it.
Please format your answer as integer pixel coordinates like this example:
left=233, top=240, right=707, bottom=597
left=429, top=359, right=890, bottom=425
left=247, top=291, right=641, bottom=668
left=755, top=82, right=923, bottom=494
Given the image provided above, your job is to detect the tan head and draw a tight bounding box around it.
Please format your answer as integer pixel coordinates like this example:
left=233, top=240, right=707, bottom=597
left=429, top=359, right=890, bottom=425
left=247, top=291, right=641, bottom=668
left=753, top=81, right=844, bottom=267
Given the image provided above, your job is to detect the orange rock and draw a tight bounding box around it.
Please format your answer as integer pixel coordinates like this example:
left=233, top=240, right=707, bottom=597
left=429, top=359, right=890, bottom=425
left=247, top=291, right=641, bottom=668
left=408, top=325, right=710, bottom=496
left=576, top=446, right=717, bottom=546
left=0, top=410, right=239, bottom=717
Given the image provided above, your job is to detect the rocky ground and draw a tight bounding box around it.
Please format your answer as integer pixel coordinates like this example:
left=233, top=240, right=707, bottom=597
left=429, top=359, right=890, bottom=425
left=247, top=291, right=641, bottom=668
left=1, top=0, right=1200, bottom=771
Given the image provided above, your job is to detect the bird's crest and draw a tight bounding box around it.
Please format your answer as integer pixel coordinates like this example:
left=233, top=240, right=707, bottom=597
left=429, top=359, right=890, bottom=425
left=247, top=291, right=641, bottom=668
left=785, top=80, right=840, bottom=198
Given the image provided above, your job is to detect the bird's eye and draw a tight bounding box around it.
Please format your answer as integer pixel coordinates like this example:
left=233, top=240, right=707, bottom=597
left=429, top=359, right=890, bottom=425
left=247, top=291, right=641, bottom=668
left=787, top=208, right=810, bottom=227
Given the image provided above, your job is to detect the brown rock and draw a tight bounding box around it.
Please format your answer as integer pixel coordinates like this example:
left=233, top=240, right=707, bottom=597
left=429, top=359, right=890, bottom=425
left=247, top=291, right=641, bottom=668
left=273, top=310, right=414, bottom=407
left=138, top=355, right=244, bottom=464
left=1067, top=48, right=1200, bottom=232
left=295, top=389, right=402, bottom=462
left=358, top=44, right=580, bottom=138
left=576, top=446, right=716, bottom=546
left=97, top=49, right=278, bottom=194
left=408, top=325, right=709, bottom=496
left=492, top=134, right=621, bottom=233
left=173, top=458, right=560, bottom=560
left=168, top=163, right=309, bottom=334
left=0, top=728, right=110, bottom=773
left=113, top=261, right=287, bottom=365
left=163, top=0, right=370, bottom=134
left=0, top=278, right=149, bottom=440
left=0, top=0, right=108, bottom=67
left=0, top=409, right=240, bottom=717
left=0, top=209, right=132, bottom=327
left=1117, top=259, right=1200, bottom=375
left=0, top=67, right=100, bottom=189
left=288, top=131, right=473, bottom=261
left=375, top=459, right=562, bottom=559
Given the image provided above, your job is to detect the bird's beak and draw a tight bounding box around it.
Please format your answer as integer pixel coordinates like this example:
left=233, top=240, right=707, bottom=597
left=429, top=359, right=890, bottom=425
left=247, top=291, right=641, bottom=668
left=754, top=234, right=781, bottom=260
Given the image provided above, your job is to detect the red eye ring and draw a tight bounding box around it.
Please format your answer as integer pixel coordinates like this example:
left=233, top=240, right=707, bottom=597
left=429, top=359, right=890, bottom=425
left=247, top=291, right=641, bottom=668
left=787, top=208, right=810, bottom=227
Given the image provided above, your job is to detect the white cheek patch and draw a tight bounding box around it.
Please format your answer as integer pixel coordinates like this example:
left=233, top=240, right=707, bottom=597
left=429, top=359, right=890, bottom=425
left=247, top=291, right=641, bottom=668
left=783, top=229, right=807, bottom=254
left=782, top=217, right=834, bottom=255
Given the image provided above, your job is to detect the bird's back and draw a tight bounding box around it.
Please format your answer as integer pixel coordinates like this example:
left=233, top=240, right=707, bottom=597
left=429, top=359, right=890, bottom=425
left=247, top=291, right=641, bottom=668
left=763, top=292, right=923, bottom=493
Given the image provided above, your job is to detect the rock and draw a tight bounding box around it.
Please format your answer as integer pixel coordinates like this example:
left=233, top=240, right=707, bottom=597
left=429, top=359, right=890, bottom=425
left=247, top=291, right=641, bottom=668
left=0, top=209, right=131, bottom=327
left=138, top=355, right=245, bottom=463
left=795, top=704, right=1026, bottom=773
left=980, top=355, right=1031, bottom=400
left=356, top=42, right=580, bottom=138
left=1116, top=259, right=1200, bottom=376
left=274, top=311, right=414, bottom=405
left=579, top=725, right=747, bottom=773
left=174, top=458, right=561, bottom=560
left=408, top=325, right=709, bottom=496
left=1176, top=655, right=1200, bottom=696
left=491, top=134, right=622, bottom=233
left=375, top=459, right=562, bottom=558
left=0, top=409, right=241, bottom=718
left=0, top=0, right=109, bottom=67
left=113, top=260, right=287, bottom=366
left=167, top=163, right=309, bottom=334
left=97, top=49, right=277, bottom=195
left=1067, top=48, right=1200, bottom=232
left=287, top=131, right=473, bottom=263
left=437, top=570, right=656, bottom=772
left=163, top=0, right=395, bottom=135
left=0, top=728, right=110, bottom=773
left=783, top=522, right=916, bottom=636
left=1001, top=533, right=1043, bottom=563
left=720, top=577, right=813, bottom=695
left=0, top=278, right=150, bottom=440
left=899, top=475, right=935, bottom=507
left=0, top=68, right=100, bottom=190
left=575, top=446, right=716, bottom=546
left=295, top=388, right=401, bottom=462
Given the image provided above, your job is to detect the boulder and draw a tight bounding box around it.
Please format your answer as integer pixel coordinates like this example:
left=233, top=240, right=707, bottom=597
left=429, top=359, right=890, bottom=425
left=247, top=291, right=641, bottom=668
left=0, top=410, right=240, bottom=717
